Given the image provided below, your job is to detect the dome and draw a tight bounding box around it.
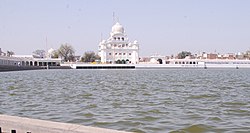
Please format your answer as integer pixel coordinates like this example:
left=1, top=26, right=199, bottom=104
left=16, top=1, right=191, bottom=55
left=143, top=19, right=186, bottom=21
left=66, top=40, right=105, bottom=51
left=133, top=40, right=138, bottom=44
left=48, top=48, right=54, bottom=54
left=112, top=22, right=124, bottom=34
left=47, top=48, right=55, bottom=58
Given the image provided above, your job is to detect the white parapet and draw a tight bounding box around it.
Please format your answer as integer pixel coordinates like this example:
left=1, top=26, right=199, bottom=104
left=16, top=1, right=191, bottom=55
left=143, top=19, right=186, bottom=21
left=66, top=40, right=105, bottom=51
left=0, top=115, right=132, bottom=133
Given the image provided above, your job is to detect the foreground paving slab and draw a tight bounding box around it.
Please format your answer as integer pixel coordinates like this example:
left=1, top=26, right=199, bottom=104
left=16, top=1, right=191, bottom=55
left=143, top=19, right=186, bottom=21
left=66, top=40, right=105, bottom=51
left=0, top=115, right=132, bottom=133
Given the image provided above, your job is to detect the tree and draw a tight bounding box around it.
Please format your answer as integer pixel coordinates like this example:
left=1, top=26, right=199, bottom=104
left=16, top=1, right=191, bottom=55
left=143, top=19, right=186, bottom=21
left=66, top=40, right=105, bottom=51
left=243, top=50, right=250, bottom=59
left=51, top=50, right=59, bottom=58
left=177, top=51, right=192, bottom=59
left=81, top=51, right=100, bottom=62
left=57, top=43, right=75, bottom=62
left=33, top=50, right=46, bottom=58
left=7, top=51, right=15, bottom=57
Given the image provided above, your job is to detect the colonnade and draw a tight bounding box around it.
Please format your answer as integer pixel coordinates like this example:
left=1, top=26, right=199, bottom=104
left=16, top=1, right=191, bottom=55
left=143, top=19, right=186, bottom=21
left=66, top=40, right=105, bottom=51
left=0, top=57, right=60, bottom=67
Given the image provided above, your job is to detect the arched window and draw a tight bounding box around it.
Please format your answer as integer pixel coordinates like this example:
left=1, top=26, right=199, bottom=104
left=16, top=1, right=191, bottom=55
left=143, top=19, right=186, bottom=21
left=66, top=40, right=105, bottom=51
left=121, top=59, right=126, bottom=64
left=157, top=59, right=163, bottom=64
left=38, top=62, right=42, bottom=66
left=116, top=59, right=121, bottom=64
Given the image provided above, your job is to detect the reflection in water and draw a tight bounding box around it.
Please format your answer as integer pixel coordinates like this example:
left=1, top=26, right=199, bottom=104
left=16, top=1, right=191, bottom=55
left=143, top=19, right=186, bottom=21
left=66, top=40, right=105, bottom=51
left=0, top=69, right=250, bottom=133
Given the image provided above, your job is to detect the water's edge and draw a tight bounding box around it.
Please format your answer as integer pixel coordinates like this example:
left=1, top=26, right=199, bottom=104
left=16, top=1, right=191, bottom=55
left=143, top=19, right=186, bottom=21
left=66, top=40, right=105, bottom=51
left=0, top=69, right=250, bottom=133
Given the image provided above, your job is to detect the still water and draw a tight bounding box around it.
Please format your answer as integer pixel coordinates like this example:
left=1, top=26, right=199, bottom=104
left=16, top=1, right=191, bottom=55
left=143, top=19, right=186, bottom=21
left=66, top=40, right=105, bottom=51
left=0, top=69, right=250, bottom=133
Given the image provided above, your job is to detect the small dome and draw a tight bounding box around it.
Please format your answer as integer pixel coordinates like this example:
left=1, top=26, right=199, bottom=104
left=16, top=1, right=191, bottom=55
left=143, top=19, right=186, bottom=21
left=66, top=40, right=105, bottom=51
left=48, top=48, right=54, bottom=54
left=47, top=48, right=55, bottom=58
left=112, top=22, right=124, bottom=34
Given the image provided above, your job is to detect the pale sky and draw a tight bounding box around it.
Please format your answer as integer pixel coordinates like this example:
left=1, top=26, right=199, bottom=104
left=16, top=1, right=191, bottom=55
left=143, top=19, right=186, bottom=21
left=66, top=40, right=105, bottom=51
left=0, top=0, right=250, bottom=56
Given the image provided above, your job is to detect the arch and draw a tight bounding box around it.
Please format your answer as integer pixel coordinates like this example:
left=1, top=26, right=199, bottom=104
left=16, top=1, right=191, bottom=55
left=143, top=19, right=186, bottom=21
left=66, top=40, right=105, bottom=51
left=38, top=62, right=42, bottom=66
left=116, top=59, right=121, bottom=64
left=34, top=61, right=38, bottom=66
left=157, top=59, right=163, bottom=64
left=30, top=61, right=33, bottom=66
left=121, top=59, right=126, bottom=64
left=126, top=59, right=129, bottom=64
left=26, top=61, right=29, bottom=66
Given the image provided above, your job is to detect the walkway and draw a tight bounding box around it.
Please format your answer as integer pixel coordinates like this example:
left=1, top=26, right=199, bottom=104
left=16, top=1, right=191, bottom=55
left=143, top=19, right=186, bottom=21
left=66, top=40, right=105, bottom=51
left=0, top=115, right=131, bottom=133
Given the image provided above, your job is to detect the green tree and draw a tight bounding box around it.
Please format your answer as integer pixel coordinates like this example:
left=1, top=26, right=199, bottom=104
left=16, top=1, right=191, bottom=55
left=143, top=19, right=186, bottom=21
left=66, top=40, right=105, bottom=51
left=177, top=51, right=192, bottom=59
left=81, top=51, right=100, bottom=62
left=57, top=43, right=75, bottom=62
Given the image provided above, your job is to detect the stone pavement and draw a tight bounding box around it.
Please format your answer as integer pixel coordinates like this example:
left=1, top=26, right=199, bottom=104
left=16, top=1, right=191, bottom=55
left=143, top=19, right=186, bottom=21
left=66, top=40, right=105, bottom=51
left=0, top=115, right=132, bottom=133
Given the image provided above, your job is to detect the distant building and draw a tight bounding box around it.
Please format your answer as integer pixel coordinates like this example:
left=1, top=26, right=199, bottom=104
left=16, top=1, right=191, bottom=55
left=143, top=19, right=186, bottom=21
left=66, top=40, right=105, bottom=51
left=149, top=54, right=167, bottom=64
left=223, top=53, right=235, bottom=59
left=236, top=52, right=244, bottom=59
left=0, top=49, right=61, bottom=67
left=207, top=53, right=218, bottom=59
left=98, top=22, right=139, bottom=64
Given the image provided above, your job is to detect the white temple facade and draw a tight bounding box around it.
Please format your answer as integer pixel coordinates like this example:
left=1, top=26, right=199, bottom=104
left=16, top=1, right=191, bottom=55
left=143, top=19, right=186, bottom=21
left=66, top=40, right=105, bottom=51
left=98, top=22, right=139, bottom=64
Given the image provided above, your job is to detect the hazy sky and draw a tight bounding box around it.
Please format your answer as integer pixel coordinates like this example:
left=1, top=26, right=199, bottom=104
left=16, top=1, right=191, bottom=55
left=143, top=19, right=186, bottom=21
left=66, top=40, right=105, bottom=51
left=0, top=0, right=250, bottom=56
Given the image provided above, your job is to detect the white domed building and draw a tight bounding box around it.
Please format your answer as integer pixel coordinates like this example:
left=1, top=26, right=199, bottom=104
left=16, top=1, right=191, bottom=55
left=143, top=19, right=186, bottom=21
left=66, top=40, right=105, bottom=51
left=47, top=48, right=55, bottom=58
left=98, top=22, right=139, bottom=64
